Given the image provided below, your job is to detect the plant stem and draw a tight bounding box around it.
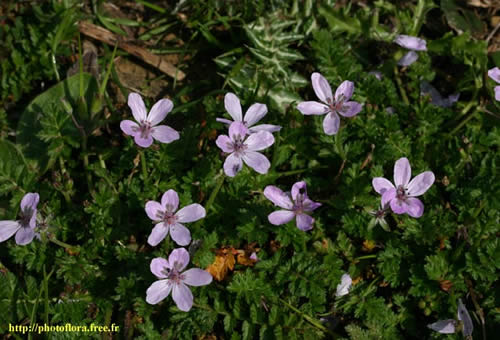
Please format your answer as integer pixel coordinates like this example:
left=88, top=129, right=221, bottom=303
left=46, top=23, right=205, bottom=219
left=49, top=237, right=78, bottom=252
left=205, top=172, right=225, bottom=212
left=279, top=298, right=333, bottom=336
left=394, top=66, right=409, bottom=106
left=140, top=150, right=148, bottom=180
left=355, top=255, right=377, bottom=260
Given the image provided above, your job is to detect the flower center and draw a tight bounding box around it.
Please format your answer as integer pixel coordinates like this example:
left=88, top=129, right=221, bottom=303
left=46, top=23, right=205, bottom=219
left=231, top=135, right=248, bottom=156
left=162, top=263, right=185, bottom=284
left=139, top=120, right=152, bottom=139
left=156, top=210, right=178, bottom=225
left=326, top=96, right=345, bottom=113
left=396, top=185, right=407, bottom=200
left=293, top=193, right=305, bottom=214
left=20, top=207, right=33, bottom=227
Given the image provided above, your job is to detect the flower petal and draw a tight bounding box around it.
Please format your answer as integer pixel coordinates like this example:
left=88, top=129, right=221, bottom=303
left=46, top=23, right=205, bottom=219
left=223, top=153, right=243, bottom=177
left=134, top=133, right=153, bottom=148
left=397, top=51, right=419, bottom=66
left=291, top=181, right=307, bottom=201
left=457, top=299, right=473, bottom=337
left=335, top=273, right=352, bottom=297
left=216, top=135, right=235, bottom=153
left=296, top=213, right=314, bottom=231
left=224, top=93, right=242, bottom=122
left=244, top=131, right=274, bottom=151
left=268, top=210, right=295, bottom=225
left=339, top=101, right=362, bottom=117
left=381, top=188, right=396, bottom=208
left=322, top=112, right=340, bottom=135
left=335, top=80, right=354, bottom=102
left=244, top=103, right=267, bottom=127
left=147, top=223, right=169, bottom=246
left=427, top=319, right=456, bottom=334
left=394, top=157, right=411, bottom=187
left=128, top=93, right=147, bottom=122
left=120, top=120, right=140, bottom=136
left=216, top=118, right=233, bottom=125
left=147, top=99, right=173, bottom=125
left=172, top=283, right=193, bottom=312
left=168, top=248, right=190, bottom=272
left=161, top=190, right=179, bottom=213
left=263, top=186, right=293, bottom=209
left=0, top=220, right=21, bottom=242
left=297, top=101, right=328, bottom=115
left=15, top=227, right=35, bottom=245
left=406, top=198, right=424, bottom=218
left=488, top=67, right=500, bottom=83
left=146, top=279, right=172, bottom=304
left=242, top=151, right=270, bottom=174
left=176, top=204, right=206, bottom=223
left=229, top=121, right=248, bottom=141
left=150, top=257, right=169, bottom=279
left=248, top=124, right=281, bottom=133
left=151, top=125, right=179, bottom=144
left=145, top=201, right=163, bottom=221
left=20, top=192, right=39, bottom=213
left=372, top=177, right=395, bottom=195
left=302, top=198, right=321, bottom=212
left=311, top=72, right=333, bottom=103
left=394, top=35, right=427, bottom=51
left=182, top=268, right=213, bottom=286
left=495, top=86, right=500, bottom=101
left=170, top=223, right=191, bottom=246
left=390, top=198, right=409, bottom=215
left=407, top=171, right=435, bottom=196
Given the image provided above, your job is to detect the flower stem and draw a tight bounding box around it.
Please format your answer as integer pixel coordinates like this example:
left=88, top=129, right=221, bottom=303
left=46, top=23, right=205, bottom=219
left=140, top=150, right=148, bottom=180
left=355, top=255, right=377, bottom=261
left=394, top=66, right=409, bottom=106
left=279, top=298, right=334, bottom=336
left=49, top=237, right=78, bottom=252
left=205, top=172, right=225, bottom=212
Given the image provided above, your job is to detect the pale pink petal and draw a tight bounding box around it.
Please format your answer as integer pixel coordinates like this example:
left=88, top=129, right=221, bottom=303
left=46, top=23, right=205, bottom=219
left=248, top=124, right=281, bottom=133
left=291, top=181, right=307, bottom=201
left=120, top=120, right=140, bottom=136
left=263, top=186, right=293, bottom=209
left=296, top=214, right=314, bottom=231
left=15, top=227, right=35, bottom=245
left=223, top=153, right=243, bottom=177
left=161, top=190, right=179, bottom=213
left=169, top=223, right=191, bottom=246
left=146, top=280, right=172, bottom=304
left=372, top=177, right=395, bottom=195
left=216, top=135, right=235, bottom=153
left=134, top=133, right=153, bottom=148
left=428, top=319, right=456, bottom=334
left=244, top=103, right=267, bottom=127
left=339, top=101, right=362, bottom=117
left=335, top=80, right=354, bottom=102
left=394, top=35, right=427, bottom=51
left=147, top=223, right=169, bottom=246
left=150, top=258, right=169, bottom=279
left=268, top=210, right=295, bottom=225
left=495, top=86, right=500, bottom=101
left=151, top=125, right=179, bottom=144
left=20, top=192, right=39, bottom=213
left=297, top=101, right=328, bottom=115
left=172, top=283, right=193, bottom=312
left=397, top=51, right=419, bottom=66
left=128, top=93, right=147, bottom=122
left=382, top=188, right=397, bottom=208
left=145, top=201, right=163, bottom=221
left=242, top=151, right=270, bottom=174
left=390, top=198, right=409, bottom=214
left=182, top=268, right=213, bottom=286
left=147, top=99, right=173, bottom=125
left=224, top=93, right=242, bottom=122
left=176, top=204, right=206, bottom=223
left=311, top=72, right=333, bottom=103
left=168, top=248, right=190, bottom=272
left=322, top=112, right=340, bottom=135
left=394, top=157, right=411, bottom=187
left=302, top=198, right=321, bottom=212
left=229, top=121, right=248, bottom=141
left=216, top=118, right=233, bottom=125
left=406, top=198, right=424, bottom=218
left=407, top=171, right=435, bottom=197
left=488, top=67, right=500, bottom=83
left=0, top=220, right=21, bottom=242
left=244, top=131, right=274, bottom=151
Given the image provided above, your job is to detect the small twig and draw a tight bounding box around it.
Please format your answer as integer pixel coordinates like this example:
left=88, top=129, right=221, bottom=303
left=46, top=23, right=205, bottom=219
left=486, top=21, right=500, bottom=45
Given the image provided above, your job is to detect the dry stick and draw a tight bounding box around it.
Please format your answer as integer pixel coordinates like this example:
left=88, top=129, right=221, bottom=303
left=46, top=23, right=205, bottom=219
left=78, top=21, right=186, bottom=81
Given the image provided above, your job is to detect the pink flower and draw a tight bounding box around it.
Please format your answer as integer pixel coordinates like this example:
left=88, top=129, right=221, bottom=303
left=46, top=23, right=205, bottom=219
left=216, top=93, right=281, bottom=133
left=216, top=122, right=274, bottom=177
left=487, top=67, right=500, bottom=101
left=264, top=181, right=321, bottom=231
left=146, top=248, right=212, bottom=311
left=120, top=93, right=179, bottom=148
left=145, top=190, right=206, bottom=246
left=372, top=157, right=434, bottom=218
left=394, top=35, right=427, bottom=66
left=0, top=193, right=39, bottom=245
left=297, top=73, right=362, bottom=135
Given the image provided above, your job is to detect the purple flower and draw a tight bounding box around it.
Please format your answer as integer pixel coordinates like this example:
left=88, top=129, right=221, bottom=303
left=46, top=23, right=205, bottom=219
left=297, top=73, right=362, bottom=135
left=394, top=35, right=427, bottom=66
left=145, top=190, right=206, bottom=246
left=420, top=81, right=459, bottom=108
left=487, top=67, right=500, bottom=101
left=427, top=319, right=457, bottom=334
left=457, top=299, right=473, bottom=337
left=216, top=93, right=281, bottom=133
left=335, top=273, right=352, bottom=297
left=215, top=122, right=274, bottom=177
left=263, top=181, right=321, bottom=231
left=146, top=248, right=212, bottom=311
left=120, top=93, right=180, bottom=148
left=0, top=193, right=39, bottom=245
left=372, top=157, right=434, bottom=218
